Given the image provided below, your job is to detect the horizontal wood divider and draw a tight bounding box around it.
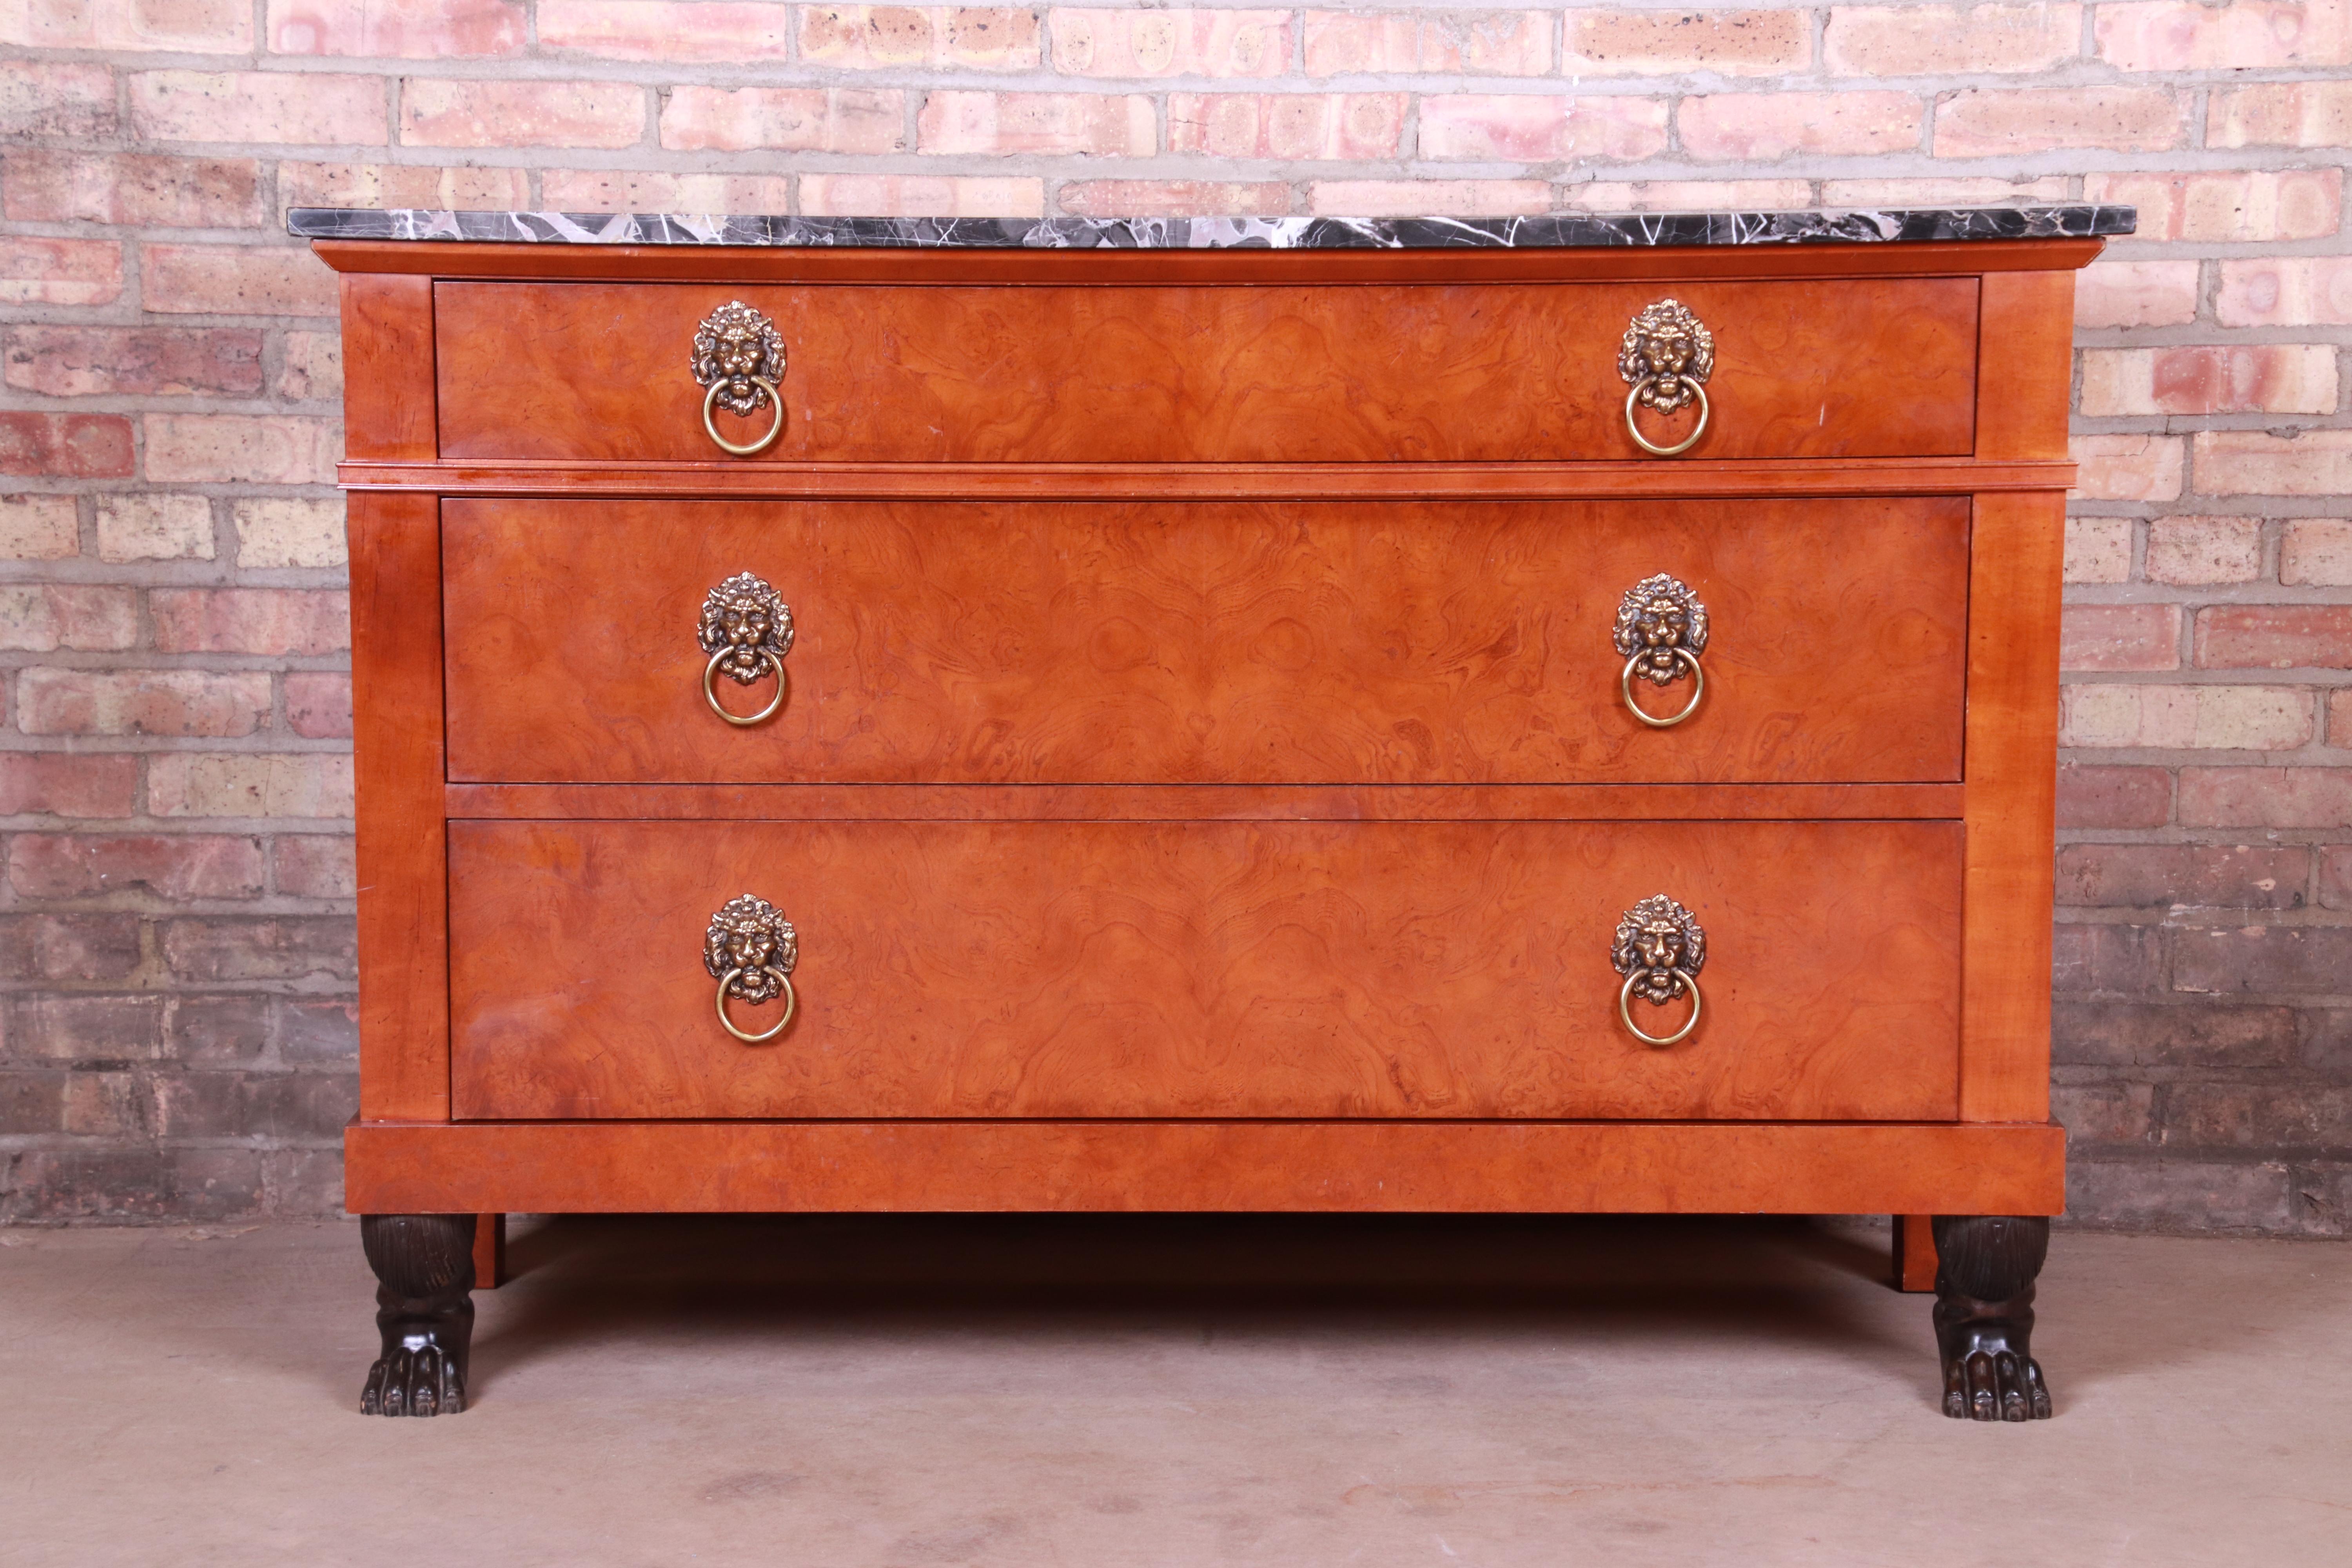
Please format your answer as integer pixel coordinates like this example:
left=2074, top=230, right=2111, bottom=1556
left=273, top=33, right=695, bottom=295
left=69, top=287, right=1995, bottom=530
left=344, top=1118, right=2065, bottom=1216
left=343, top=459, right=2074, bottom=500
left=313, top=238, right=2103, bottom=283
left=444, top=782, right=1966, bottom=821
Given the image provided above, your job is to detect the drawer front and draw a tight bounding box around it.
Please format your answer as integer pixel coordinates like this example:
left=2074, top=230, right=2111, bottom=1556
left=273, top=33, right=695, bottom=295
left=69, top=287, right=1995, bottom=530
left=443, top=496, right=1969, bottom=785
left=434, top=278, right=1978, bottom=463
left=448, top=819, right=1962, bottom=1122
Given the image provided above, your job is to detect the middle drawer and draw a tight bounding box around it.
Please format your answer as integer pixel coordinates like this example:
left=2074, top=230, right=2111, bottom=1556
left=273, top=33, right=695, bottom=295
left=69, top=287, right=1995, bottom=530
left=443, top=496, right=1968, bottom=785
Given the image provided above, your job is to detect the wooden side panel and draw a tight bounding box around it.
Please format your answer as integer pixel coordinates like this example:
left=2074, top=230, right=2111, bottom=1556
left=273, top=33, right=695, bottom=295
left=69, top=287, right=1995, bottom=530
left=472, top=1212, right=505, bottom=1289
left=434, top=278, right=1979, bottom=463
left=350, top=493, right=449, bottom=1120
left=448, top=818, right=1965, bottom=1122
left=441, top=496, right=1972, bottom=786
left=1974, top=270, right=2077, bottom=461
left=340, top=274, right=436, bottom=461
left=1894, top=1212, right=1939, bottom=1291
left=345, top=1118, right=2069, bottom=1216
left=1960, top=491, right=2064, bottom=1122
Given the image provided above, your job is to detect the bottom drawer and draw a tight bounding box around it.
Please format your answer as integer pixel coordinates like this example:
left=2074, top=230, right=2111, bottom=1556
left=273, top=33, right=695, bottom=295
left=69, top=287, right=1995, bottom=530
left=448, top=819, right=1962, bottom=1122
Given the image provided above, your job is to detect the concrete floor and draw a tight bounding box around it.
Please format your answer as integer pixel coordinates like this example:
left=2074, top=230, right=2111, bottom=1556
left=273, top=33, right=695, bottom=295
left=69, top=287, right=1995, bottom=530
left=0, top=1215, right=2345, bottom=1567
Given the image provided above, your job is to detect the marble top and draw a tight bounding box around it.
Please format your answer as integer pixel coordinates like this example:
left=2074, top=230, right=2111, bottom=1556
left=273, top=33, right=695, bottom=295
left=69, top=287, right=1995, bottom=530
left=289, top=205, right=2133, bottom=249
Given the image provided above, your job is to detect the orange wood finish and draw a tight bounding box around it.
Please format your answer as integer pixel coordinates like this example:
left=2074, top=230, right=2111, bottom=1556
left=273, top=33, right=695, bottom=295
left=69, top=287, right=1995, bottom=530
left=1894, top=1212, right=1939, bottom=1291
left=442, top=496, right=1969, bottom=786
left=1974, top=270, right=2078, bottom=462
left=349, top=491, right=449, bottom=1121
left=339, top=274, right=436, bottom=461
left=343, top=1118, right=2067, bottom=1217
left=472, top=1212, right=505, bottom=1289
left=434, top=278, right=1978, bottom=464
left=446, top=818, right=1964, bottom=1122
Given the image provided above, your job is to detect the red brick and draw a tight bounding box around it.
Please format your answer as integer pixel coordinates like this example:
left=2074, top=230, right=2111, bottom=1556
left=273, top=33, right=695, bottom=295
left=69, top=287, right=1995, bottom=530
left=2070, top=434, right=2184, bottom=502
left=662, top=86, right=906, bottom=153
left=2060, top=683, right=2310, bottom=750
left=0, top=754, right=138, bottom=817
left=921, top=91, right=1154, bottom=156
left=2147, top=516, right=2264, bottom=585
left=0, top=415, right=133, bottom=479
left=1052, top=9, right=1290, bottom=76
left=2210, top=79, right=2352, bottom=146
left=277, top=332, right=339, bottom=401
left=2282, top=519, right=2352, bottom=585
left=1171, top=93, right=1410, bottom=160
left=272, top=835, right=355, bottom=898
left=279, top=161, right=531, bottom=214
left=2055, top=1000, right=2294, bottom=1068
left=2218, top=256, right=2352, bottom=326
left=2057, top=843, right=2308, bottom=910
left=1, top=913, right=143, bottom=982
left=232, top=498, right=344, bottom=569
left=1418, top=94, right=1667, bottom=161
left=130, top=71, right=387, bottom=144
left=161, top=918, right=356, bottom=982
left=2051, top=1083, right=2157, bottom=1144
left=1, top=151, right=264, bottom=228
left=3, top=327, right=264, bottom=399
left=5, top=0, right=252, bottom=51
left=147, top=754, right=354, bottom=818
left=401, top=78, right=646, bottom=149
left=1310, top=179, right=1551, bottom=217
left=540, top=0, right=791, bottom=59
left=1564, top=7, right=1810, bottom=73
left=96, top=495, right=212, bottom=563
left=1681, top=92, right=1923, bottom=161
left=8, top=834, right=265, bottom=901
left=2176, top=925, right=2352, bottom=996
left=2318, top=846, right=2352, bottom=910
left=539, top=171, right=795, bottom=212
left=2076, top=260, right=2200, bottom=329
left=1306, top=9, right=1552, bottom=76
left=2051, top=921, right=2167, bottom=994
left=2056, top=764, right=2172, bottom=828
left=269, top=0, right=526, bottom=54
left=2195, top=605, right=2352, bottom=669
left=2087, top=169, right=2341, bottom=242
left=2194, top=431, right=2352, bottom=497
left=16, top=669, right=272, bottom=739
left=0, top=60, right=116, bottom=137
left=0, top=238, right=123, bottom=307
left=2065, top=517, right=2134, bottom=584
left=0, top=585, right=137, bottom=652
left=141, top=247, right=337, bottom=318
left=2179, top=766, right=2352, bottom=827
left=1058, top=181, right=1292, bottom=218
left=2098, top=0, right=2352, bottom=69
left=0, top=494, right=79, bottom=561
left=149, top=590, right=348, bottom=656
left=144, top=416, right=338, bottom=485
left=799, top=6, right=1042, bottom=70
left=1821, top=175, right=2069, bottom=204
left=2062, top=603, right=2180, bottom=672
left=2081, top=344, right=2338, bottom=416
left=284, top=672, right=352, bottom=739
left=1936, top=87, right=2190, bottom=155
left=1564, top=179, right=1814, bottom=211
left=798, top=175, right=1042, bottom=216
left=1827, top=4, right=2083, bottom=74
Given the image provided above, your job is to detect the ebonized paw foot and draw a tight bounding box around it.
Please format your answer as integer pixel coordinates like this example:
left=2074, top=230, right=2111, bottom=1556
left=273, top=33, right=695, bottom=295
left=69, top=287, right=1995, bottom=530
left=359, top=1214, right=477, bottom=1417
left=1930, top=1215, right=2053, bottom=1422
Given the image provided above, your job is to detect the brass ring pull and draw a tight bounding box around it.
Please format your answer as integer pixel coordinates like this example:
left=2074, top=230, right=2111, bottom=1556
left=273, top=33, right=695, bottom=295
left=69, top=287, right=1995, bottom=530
left=715, top=965, right=796, bottom=1043
left=1623, top=376, right=1709, bottom=457
left=1619, top=968, right=1700, bottom=1047
left=701, top=375, right=784, bottom=456
left=703, top=646, right=786, bottom=726
left=1621, top=646, right=1704, bottom=727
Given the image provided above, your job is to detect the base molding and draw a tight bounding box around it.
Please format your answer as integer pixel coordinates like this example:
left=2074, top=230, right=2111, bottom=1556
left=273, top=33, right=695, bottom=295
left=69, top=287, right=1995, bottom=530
left=345, top=1118, right=2063, bottom=1216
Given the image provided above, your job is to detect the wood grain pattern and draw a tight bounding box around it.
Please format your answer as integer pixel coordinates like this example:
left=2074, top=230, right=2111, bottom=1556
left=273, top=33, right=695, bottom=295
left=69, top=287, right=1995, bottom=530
left=342, top=457, right=2078, bottom=500
left=339, top=274, right=436, bottom=461
left=441, top=496, right=1970, bottom=786
left=446, top=818, right=1964, bottom=1122
left=1960, top=490, right=2064, bottom=1122
left=1974, top=270, right=2077, bottom=462
left=349, top=492, right=449, bottom=1121
left=1894, top=1212, right=1939, bottom=1291
left=472, top=1213, right=505, bottom=1290
left=444, top=781, right=1967, bottom=821
left=314, top=236, right=2103, bottom=284
left=434, top=279, right=1978, bottom=464
left=343, top=1118, right=2067, bottom=1216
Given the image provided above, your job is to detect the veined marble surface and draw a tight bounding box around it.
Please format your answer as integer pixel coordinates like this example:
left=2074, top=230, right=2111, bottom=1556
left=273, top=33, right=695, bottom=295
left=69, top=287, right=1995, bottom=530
left=288, top=205, right=2134, bottom=248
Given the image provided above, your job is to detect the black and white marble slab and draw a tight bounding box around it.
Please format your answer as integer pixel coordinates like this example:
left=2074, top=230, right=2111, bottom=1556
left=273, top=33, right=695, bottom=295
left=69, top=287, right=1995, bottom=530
left=288, top=205, right=2134, bottom=248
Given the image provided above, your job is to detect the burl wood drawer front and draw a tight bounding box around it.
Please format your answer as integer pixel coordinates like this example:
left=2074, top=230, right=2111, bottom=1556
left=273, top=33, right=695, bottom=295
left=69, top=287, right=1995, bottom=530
left=433, top=279, right=1977, bottom=463
left=447, top=819, right=1962, bottom=1122
left=441, top=496, right=1967, bottom=785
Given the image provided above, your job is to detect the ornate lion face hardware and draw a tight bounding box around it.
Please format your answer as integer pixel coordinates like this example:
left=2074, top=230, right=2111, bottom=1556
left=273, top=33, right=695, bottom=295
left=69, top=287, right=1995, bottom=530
left=691, top=301, right=788, bottom=455
left=1610, top=894, right=1706, bottom=1047
left=697, top=572, right=793, bottom=726
left=1618, top=299, right=1715, bottom=457
left=704, top=893, right=799, bottom=1042
left=1612, top=573, right=1708, bottom=727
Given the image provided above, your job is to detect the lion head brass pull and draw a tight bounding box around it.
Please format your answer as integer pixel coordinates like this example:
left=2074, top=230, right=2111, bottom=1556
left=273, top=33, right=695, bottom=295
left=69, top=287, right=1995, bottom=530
left=1613, top=573, right=1708, bottom=728
left=1619, top=299, right=1713, bottom=457
left=1612, top=895, right=1705, bottom=1047
left=705, top=895, right=797, bottom=1043
left=692, top=300, right=786, bottom=456
left=699, top=572, right=793, bottom=726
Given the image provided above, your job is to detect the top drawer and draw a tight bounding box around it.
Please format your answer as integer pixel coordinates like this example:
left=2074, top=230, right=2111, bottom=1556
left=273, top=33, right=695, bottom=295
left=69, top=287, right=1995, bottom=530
left=433, top=278, right=1979, bottom=464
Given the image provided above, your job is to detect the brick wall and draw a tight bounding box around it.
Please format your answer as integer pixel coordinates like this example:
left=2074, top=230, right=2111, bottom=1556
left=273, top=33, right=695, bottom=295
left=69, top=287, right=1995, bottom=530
left=2, top=1, right=2347, bottom=1230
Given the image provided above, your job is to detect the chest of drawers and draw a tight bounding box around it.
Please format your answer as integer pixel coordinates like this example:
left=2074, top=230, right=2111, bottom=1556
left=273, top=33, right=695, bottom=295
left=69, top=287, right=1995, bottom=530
left=305, top=205, right=2127, bottom=1423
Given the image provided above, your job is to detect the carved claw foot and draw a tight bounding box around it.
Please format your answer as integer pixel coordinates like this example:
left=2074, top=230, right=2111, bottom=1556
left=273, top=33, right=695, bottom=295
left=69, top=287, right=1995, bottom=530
left=1931, top=1215, right=2053, bottom=1422
left=359, top=1214, right=476, bottom=1417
